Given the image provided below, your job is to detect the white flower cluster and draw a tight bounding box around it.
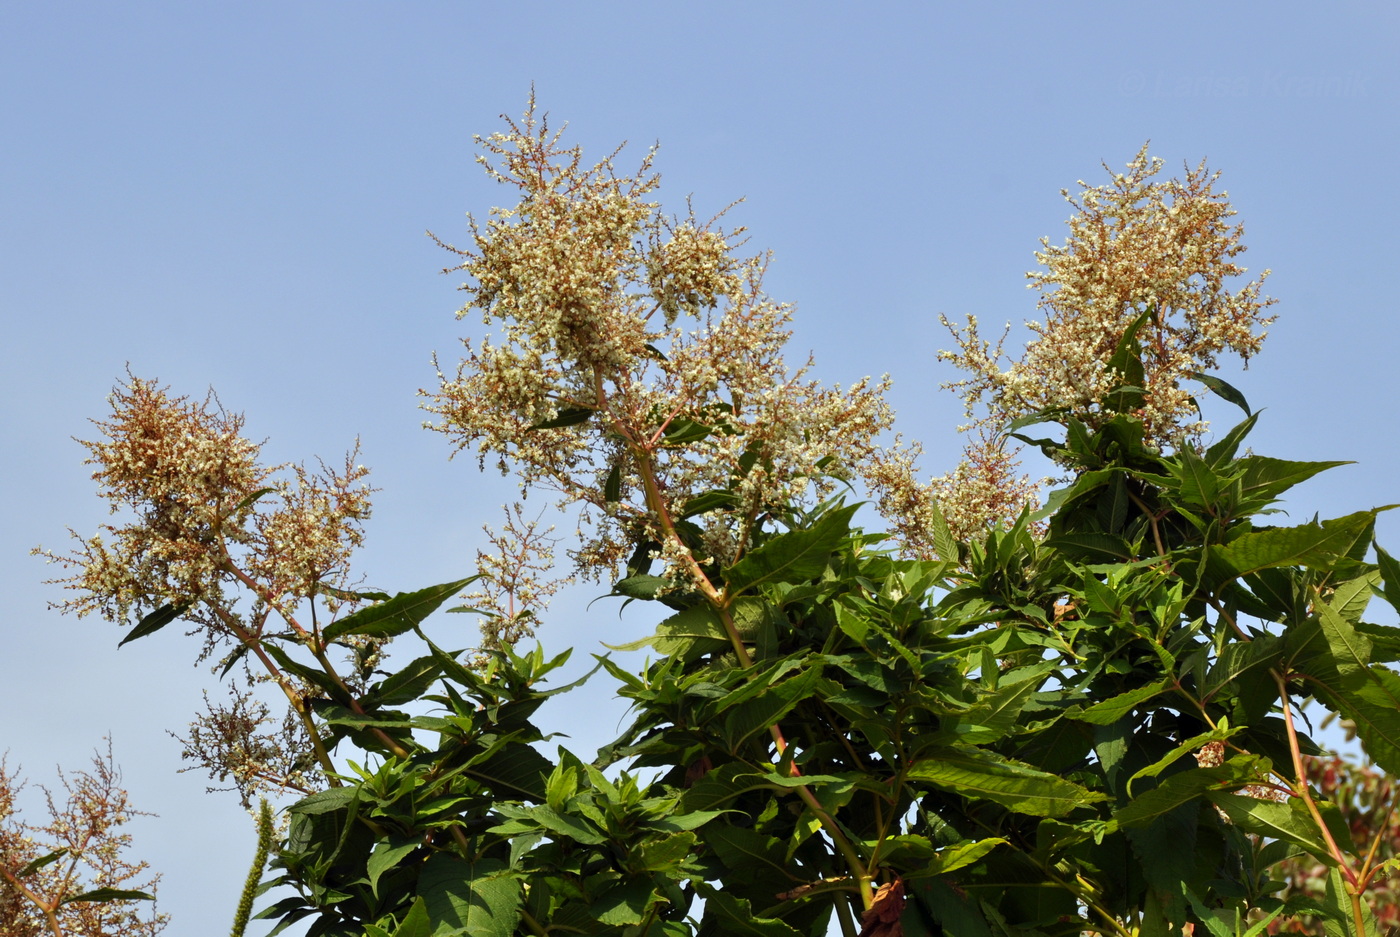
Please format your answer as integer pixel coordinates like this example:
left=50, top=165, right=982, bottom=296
left=424, top=99, right=894, bottom=594
left=942, top=144, right=1277, bottom=448
left=896, top=145, right=1279, bottom=546
left=36, top=376, right=373, bottom=654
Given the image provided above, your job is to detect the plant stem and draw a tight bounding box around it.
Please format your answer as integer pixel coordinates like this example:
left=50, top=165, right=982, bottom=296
left=1273, top=670, right=1358, bottom=887
left=632, top=439, right=874, bottom=909
left=211, top=606, right=341, bottom=781
left=833, top=891, right=859, bottom=937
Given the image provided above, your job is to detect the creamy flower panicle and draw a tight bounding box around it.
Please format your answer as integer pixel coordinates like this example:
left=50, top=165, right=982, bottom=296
left=424, top=96, right=895, bottom=608
left=902, top=144, right=1278, bottom=542
left=941, top=144, right=1276, bottom=448
left=34, top=376, right=375, bottom=804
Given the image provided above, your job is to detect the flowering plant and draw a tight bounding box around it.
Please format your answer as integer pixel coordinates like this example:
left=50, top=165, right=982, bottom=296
left=26, top=102, right=1400, bottom=937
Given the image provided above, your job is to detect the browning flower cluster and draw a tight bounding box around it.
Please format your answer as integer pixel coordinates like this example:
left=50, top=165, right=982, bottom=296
left=424, top=96, right=894, bottom=593
left=0, top=745, right=166, bottom=937
left=35, top=375, right=373, bottom=656
left=34, top=375, right=373, bottom=801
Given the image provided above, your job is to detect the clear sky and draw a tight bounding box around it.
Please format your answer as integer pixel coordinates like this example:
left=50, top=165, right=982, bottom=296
left=3, top=2, right=1398, bottom=933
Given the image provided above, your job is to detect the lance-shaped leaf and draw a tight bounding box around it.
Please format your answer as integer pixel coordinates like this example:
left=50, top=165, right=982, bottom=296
left=118, top=601, right=191, bottom=647
left=1127, top=721, right=1243, bottom=795
left=1235, top=456, right=1348, bottom=509
left=323, top=577, right=476, bottom=641
left=1205, top=792, right=1336, bottom=866
left=60, top=887, right=155, bottom=904
left=1305, top=662, right=1400, bottom=777
left=1071, top=679, right=1172, bottom=726
left=723, top=504, right=858, bottom=596
left=696, top=887, right=803, bottom=937
left=907, top=748, right=1108, bottom=818
left=934, top=672, right=1046, bottom=745
left=1115, top=755, right=1269, bottom=827
left=722, top=665, right=823, bottom=751
left=1375, top=544, right=1400, bottom=617
left=1315, top=600, right=1373, bottom=676
left=1189, top=371, right=1251, bottom=416
left=1208, top=510, right=1389, bottom=581
left=606, top=602, right=731, bottom=659
left=17, top=849, right=67, bottom=878
left=529, top=406, right=593, bottom=430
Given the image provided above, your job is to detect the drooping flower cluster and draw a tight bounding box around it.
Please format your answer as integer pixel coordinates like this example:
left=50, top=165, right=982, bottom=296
left=461, top=503, right=565, bottom=652
left=425, top=96, right=895, bottom=593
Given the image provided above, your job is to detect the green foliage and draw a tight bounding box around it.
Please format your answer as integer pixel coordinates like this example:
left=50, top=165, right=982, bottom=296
left=40, top=111, right=1398, bottom=937
left=230, top=347, right=1400, bottom=935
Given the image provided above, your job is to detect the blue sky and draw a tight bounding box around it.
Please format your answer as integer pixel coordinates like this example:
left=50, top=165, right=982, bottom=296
left=3, top=2, right=1398, bottom=932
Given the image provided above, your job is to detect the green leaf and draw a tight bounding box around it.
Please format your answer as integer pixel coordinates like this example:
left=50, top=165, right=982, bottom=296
left=1204, top=635, right=1283, bottom=699
left=1204, top=412, right=1259, bottom=466
left=907, top=749, right=1108, bottom=818
left=594, top=879, right=656, bottom=926
left=1316, top=600, right=1373, bottom=676
left=119, top=601, right=190, bottom=647
left=1071, top=680, right=1171, bottom=725
left=1205, top=792, right=1336, bottom=865
left=1209, top=510, right=1389, bottom=580
left=638, top=831, right=698, bottom=873
left=696, top=888, right=802, bottom=937
left=1127, top=722, right=1242, bottom=795
left=390, top=898, right=432, bottom=937
left=926, top=838, right=1008, bottom=876
left=322, top=577, right=476, bottom=641
left=938, top=672, right=1046, bottom=744
left=680, top=489, right=737, bottom=518
left=662, top=416, right=717, bottom=445
left=721, top=665, right=822, bottom=751
left=418, top=855, right=519, bottom=937
left=288, top=787, right=357, bottom=815
left=516, top=804, right=608, bottom=844
left=1307, top=663, right=1400, bottom=777
left=1188, top=371, right=1251, bottom=416
left=906, top=877, right=994, bottom=937
left=702, top=824, right=790, bottom=879
left=465, top=742, right=552, bottom=801
left=529, top=406, right=592, bottom=430
left=723, top=504, right=858, bottom=596
left=367, top=838, right=419, bottom=897
left=1376, top=544, right=1400, bottom=617
left=1043, top=531, right=1133, bottom=562
left=609, top=574, right=669, bottom=602
left=1174, top=444, right=1221, bottom=508
left=603, top=460, right=622, bottom=503
left=926, top=496, right=961, bottom=562
left=59, top=887, right=155, bottom=904
left=234, top=486, right=279, bottom=512
left=1115, top=755, right=1268, bottom=827
left=364, top=656, right=443, bottom=707
left=607, top=603, right=731, bottom=658
left=1104, top=308, right=1150, bottom=407
left=316, top=583, right=392, bottom=603
left=17, top=849, right=66, bottom=878
left=1235, top=456, right=1347, bottom=505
